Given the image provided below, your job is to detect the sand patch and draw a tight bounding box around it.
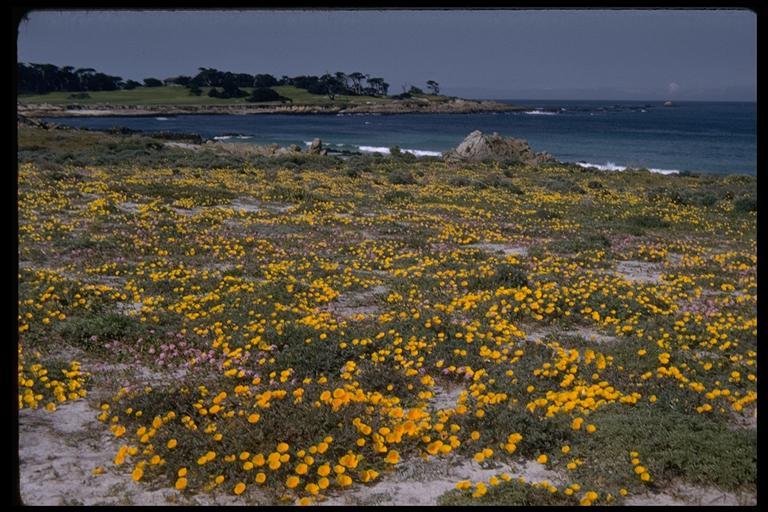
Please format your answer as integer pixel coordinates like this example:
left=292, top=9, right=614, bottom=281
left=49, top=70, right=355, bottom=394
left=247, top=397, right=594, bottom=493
left=230, top=198, right=264, bottom=214
left=429, top=383, right=466, bottom=411
left=171, top=206, right=207, bottom=217
left=666, top=252, right=684, bottom=265
left=521, top=325, right=555, bottom=343
left=116, top=201, right=141, bottom=214
left=521, top=325, right=618, bottom=345
left=624, top=481, right=756, bottom=506
left=115, top=301, right=143, bottom=315
left=18, top=399, right=268, bottom=505
left=323, top=285, right=389, bottom=320
left=615, top=260, right=663, bottom=284
left=563, top=326, right=619, bottom=344
left=468, top=242, right=528, bottom=257
left=19, top=400, right=178, bottom=506
left=728, top=407, right=757, bottom=431
left=320, top=457, right=562, bottom=506
left=223, top=198, right=294, bottom=215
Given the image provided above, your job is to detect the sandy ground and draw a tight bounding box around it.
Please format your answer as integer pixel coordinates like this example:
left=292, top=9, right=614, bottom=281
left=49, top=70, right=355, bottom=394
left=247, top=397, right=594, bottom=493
left=321, top=285, right=389, bottom=320
left=18, top=379, right=756, bottom=506
left=18, top=392, right=271, bottom=506
left=468, top=242, right=529, bottom=257
left=320, top=457, right=562, bottom=506
left=19, top=400, right=175, bottom=506
left=615, top=260, right=663, bottom=284
left=625, top=481, right=756, bottom=506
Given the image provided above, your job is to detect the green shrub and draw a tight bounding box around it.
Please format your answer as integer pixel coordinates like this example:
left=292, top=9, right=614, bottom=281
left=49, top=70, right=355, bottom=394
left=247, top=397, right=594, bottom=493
left=627, top=213, right=670, bottom=229
left=388, top=170, right=416, bottom=185
left=733, top=196, right=756, bottom=213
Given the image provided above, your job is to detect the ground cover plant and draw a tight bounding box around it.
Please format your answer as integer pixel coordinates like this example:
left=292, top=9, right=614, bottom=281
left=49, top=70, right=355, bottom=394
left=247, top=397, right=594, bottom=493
left=17, top=126, right=756, bottom=506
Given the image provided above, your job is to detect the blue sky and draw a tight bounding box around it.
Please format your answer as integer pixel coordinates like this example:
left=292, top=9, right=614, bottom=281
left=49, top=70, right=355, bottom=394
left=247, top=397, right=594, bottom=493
left=17, top=9, right=756, bottom=101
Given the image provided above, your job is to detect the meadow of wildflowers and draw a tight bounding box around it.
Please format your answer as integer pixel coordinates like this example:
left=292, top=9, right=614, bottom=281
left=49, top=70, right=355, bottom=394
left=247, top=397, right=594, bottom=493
left=18, top=127, right=756, bottom=505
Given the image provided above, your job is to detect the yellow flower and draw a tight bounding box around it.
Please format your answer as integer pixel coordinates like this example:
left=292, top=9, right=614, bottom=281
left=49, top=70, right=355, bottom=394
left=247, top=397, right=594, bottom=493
left=384, top=450, right=400, bottom=464
left=255, top=472, right=267, bottom=484
left=131, top=467, right=143, bottom=481
left=247, top=413, right=260, bottom=424
left=234, top=482, right=246, bottom=495
left=167, top=439, right=177, bottom=449
left=536, top=454, right=548, bottom=464
left=317, top=464, right=331, bottom=476
left=286, top=476, right=300, bottom=489
left=456, top=480, right=472, bottom=490
left=472, top=482, right=488, bottom=498
left=175, top=478, right=187, bottom=490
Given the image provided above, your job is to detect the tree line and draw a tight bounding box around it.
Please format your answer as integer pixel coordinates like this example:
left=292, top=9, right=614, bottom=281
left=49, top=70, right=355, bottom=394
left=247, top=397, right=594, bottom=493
left=18, top=63, right=440, bottom=102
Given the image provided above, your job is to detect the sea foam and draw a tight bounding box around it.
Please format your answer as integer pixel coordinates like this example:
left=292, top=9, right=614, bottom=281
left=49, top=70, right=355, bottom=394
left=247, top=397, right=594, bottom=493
left=575, top=161, right=679, bottom=175
left=358, top=146, right=442, bottom=157
left=524, top=110, right=557, bottom=116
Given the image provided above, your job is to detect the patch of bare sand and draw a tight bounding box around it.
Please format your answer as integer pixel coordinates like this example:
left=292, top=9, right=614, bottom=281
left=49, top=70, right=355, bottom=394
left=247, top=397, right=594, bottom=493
left=468, top=242, right=528, bottom=257
left=624, top=481, right=756, bottom=506
left=19, top=348, right=270, bottom=505
left=564, top=326, right=619, bottom=345
left=728, top=407, right=757, bottom=431
left=320, top=457, right=562, bottom=506
left=229, top=197, right=293, bottom=214
left=18, top=400, right=269, bottom=505
left=521, top=325, right=555, bottom=343
left=116, top=201, right=141, bottom=214
left=429, top=383, right=466, bottom=411
left=171, top=206, right=207, bottom=217
left=615, top=260, right=663, bottom=284
left=520, top=325, right=619, bottom=346
left=322, top=285, right=389, bottom=320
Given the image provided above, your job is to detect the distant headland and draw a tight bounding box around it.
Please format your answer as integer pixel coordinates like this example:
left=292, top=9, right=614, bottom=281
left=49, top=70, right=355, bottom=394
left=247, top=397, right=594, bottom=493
left=17, top=63, right=526, bottom=117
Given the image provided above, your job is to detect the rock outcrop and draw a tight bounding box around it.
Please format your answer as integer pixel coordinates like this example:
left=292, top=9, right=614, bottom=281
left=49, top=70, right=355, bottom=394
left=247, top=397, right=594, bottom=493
left=444, top=130, right=556, bottom=165
left=307, top=138, right=327, bottom=155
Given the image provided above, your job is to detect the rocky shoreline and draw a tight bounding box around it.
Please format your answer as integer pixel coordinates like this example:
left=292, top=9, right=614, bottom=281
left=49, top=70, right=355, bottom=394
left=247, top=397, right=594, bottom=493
left=18, top=97, right=526, bottom=119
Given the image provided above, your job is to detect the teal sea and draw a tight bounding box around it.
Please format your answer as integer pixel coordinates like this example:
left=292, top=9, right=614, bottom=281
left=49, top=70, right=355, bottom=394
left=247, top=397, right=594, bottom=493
left=46, top=100, right=756, bottom=175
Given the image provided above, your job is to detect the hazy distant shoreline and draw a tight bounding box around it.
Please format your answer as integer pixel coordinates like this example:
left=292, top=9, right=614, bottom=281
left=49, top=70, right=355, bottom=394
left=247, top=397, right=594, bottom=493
left=18, top=98, right=529, bottom=119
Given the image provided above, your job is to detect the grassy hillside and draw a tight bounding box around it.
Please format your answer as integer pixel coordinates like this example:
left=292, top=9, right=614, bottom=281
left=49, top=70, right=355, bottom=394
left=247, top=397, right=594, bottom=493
left=19, top=85, right=407, bottom=106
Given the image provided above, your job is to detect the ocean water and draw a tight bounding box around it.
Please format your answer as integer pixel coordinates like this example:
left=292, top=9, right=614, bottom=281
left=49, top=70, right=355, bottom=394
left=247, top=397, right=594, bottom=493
left=44, top=100, right=756, bottom=175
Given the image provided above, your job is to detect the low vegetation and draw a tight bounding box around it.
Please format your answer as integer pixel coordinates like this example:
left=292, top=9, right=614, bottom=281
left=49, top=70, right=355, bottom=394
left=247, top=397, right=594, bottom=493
left=18, top=126, right=756, bottom=505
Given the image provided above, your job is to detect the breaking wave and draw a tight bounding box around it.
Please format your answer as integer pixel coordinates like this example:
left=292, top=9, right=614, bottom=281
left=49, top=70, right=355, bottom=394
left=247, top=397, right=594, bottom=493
left=574, top=161, right=680, bottom=175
